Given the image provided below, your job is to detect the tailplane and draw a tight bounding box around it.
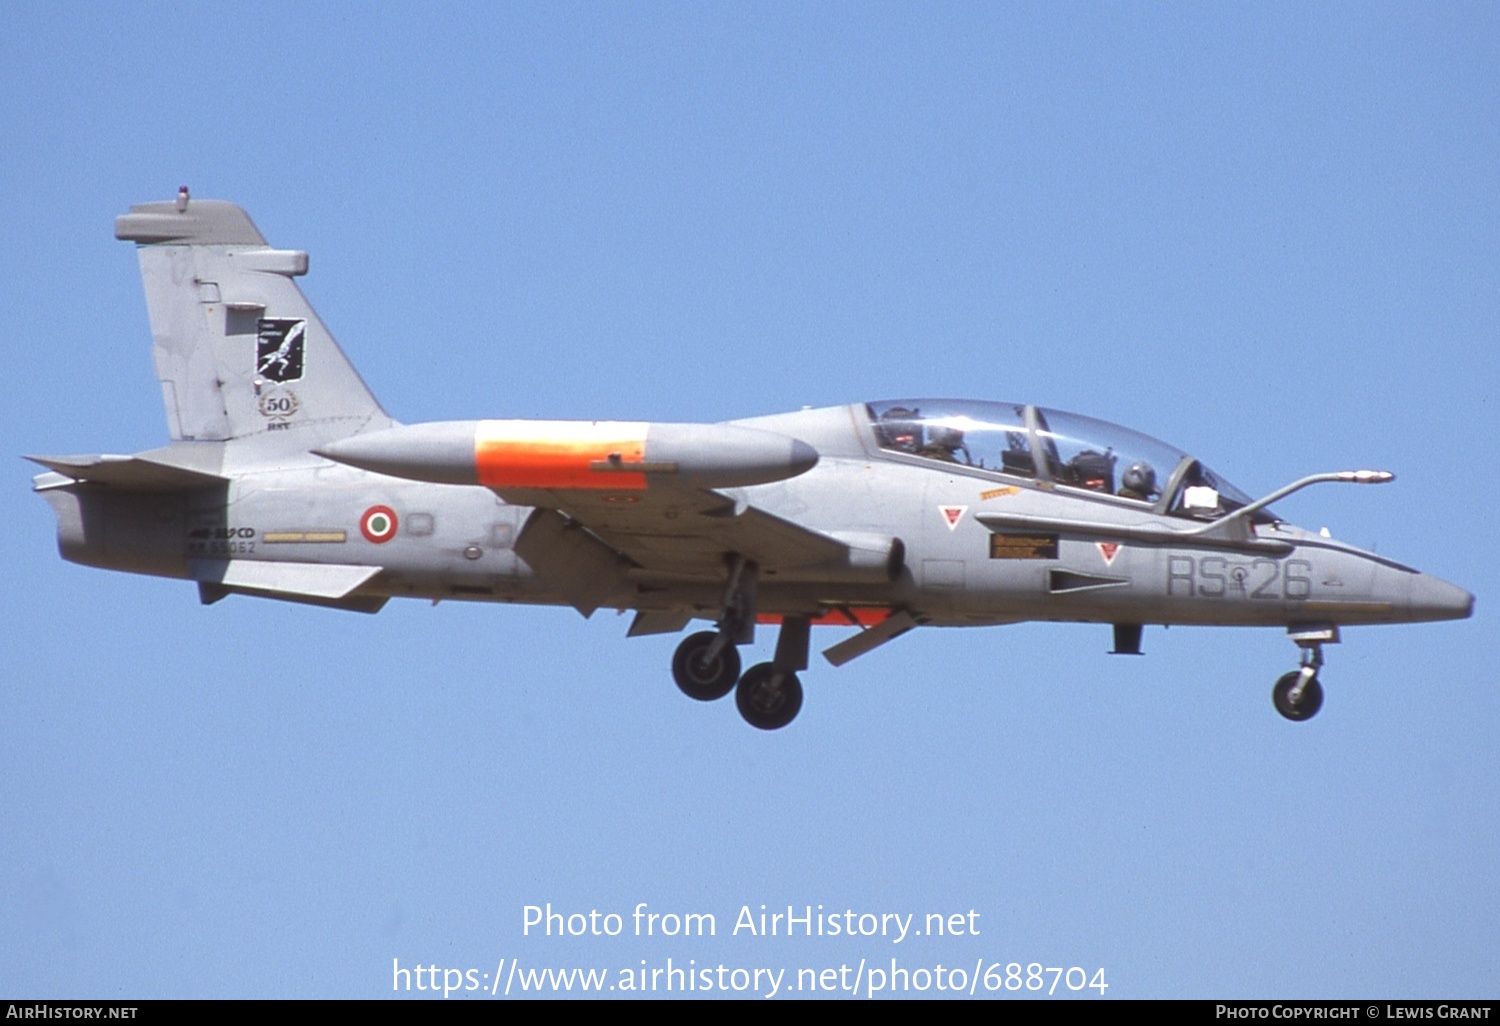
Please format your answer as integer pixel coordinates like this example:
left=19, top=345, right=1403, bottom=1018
left=115, top=191, right=394, bottom=455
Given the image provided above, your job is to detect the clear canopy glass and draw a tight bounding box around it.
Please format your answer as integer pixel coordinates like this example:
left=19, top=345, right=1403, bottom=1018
left=865, top=399, right=1263, bottom=519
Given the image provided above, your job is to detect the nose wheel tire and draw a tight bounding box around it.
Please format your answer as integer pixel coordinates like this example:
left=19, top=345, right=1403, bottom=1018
left=735, top=663, right=803, bottom=730
left=671, top=631, right=741, bottom=701
left=1273, top=671, right=1324, bottom=721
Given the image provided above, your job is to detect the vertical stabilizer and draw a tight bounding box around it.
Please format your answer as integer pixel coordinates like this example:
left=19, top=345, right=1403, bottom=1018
left=115, top=194, right=395, bottom=457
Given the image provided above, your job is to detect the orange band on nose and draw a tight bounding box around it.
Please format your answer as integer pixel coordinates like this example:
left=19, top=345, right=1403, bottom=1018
left=474, top=420, right=649, bottom=490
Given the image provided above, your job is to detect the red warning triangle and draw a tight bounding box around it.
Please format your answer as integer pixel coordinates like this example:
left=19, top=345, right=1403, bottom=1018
left=1097, top=542, right=1121, bottom=565
left=940, top=505, right=967, bottom=530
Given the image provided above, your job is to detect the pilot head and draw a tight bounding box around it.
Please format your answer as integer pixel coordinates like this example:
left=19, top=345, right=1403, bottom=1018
left=929, top=425, right=965, bottom=451
left=1121, top=461, right=1158, bottom=500
left=880, top=407, right=921, bottom=452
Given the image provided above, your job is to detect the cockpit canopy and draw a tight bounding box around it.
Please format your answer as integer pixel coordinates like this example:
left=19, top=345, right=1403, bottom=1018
left=866, top=399, right=1269, bottom=521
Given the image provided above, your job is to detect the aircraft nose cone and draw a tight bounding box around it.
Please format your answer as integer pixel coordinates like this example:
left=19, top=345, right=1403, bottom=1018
left=1409, top=573, right=1474, bottom=622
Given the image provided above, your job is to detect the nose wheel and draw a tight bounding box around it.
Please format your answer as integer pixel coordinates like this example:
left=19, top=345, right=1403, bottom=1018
left=1273, top=669, right=1324, bottom=721
left=1273, top=626, right=1337, bottom=721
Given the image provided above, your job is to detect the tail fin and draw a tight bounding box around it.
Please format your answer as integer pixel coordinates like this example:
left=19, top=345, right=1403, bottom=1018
left=115, top=194, right=395, bottom=455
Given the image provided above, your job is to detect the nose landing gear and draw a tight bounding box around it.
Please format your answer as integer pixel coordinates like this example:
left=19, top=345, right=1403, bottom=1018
left=1273, top=625, right=1338, bottom=721
left=1273, top=668, right=1324, bottom=721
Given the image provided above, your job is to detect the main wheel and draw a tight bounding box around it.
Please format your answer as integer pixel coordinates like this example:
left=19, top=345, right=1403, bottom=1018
left=735, top=663, right=803, bottom=730
left=671, top=631, right=740, bottom=701
left=1273, top=671, right=1324, bottom=721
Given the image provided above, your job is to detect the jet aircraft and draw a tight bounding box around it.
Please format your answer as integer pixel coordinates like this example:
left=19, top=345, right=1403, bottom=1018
left=32, top=193, right=1474, bottom=729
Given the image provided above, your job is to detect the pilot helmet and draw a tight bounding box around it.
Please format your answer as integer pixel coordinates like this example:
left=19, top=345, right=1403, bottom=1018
left=1122, top=461, right=1157, bottom=497
left=880, top=406, right=921, bottom=451
left=929, top=425, right=964, bottom=449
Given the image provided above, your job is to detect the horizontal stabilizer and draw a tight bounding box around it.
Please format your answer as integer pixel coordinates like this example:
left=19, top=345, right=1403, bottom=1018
left=115, top=200, right=267, bottom=246
left=195, top=581, right=387, bottom=614
left=189, top=559, right=383, bottom=600
left=27, top=453, right=226, bottom=491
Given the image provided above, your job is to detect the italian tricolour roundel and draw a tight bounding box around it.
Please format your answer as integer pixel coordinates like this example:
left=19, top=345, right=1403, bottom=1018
left=360, top=505, right=399, bottom=544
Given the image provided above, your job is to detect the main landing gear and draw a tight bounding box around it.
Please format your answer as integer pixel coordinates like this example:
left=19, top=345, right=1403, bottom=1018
left=671, top=618, right=809, bottom=731
left=1273, top=626, right=1337, bottom=722
left=669, top=558, right=810, bottom=730
left=734, top=662, right=804, bottom=731
left=671, top=631, right=740, bottom=701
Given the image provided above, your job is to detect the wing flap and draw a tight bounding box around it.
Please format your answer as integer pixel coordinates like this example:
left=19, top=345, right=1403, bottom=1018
left=512, top=509, right=637, bottom=616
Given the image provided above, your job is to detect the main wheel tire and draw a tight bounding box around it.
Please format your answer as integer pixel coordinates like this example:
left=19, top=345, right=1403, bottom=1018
left=671, top=631, right=740, bottom=701
left=1273, top=671, right=1324, bottom=721
left=735, top=663, right=803, bottom=730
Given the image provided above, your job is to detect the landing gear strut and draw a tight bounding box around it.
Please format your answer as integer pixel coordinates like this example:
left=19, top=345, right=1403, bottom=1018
left=670, top=558, right=756, bottom=701
left=1273, top=626, right=1337, bottom=721
left=668, top=560, right=812, bottom=729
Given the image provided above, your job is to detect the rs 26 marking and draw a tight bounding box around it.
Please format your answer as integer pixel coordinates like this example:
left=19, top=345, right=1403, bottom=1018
left=1168, top=557, right=1311, bottom=600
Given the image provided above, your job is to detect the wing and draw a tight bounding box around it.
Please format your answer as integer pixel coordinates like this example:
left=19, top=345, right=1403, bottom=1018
left=495, top=480, right=846, bottom=584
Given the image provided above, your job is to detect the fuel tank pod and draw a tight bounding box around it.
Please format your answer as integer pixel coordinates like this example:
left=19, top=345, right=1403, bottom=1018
left=314, top=419, right=819, bottom=491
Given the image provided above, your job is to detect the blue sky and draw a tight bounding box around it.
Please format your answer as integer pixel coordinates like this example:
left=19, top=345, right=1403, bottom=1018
left=2, top=1, right=1495, bottom=999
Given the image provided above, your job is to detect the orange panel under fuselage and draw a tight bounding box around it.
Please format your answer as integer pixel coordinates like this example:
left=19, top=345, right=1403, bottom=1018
left=757, top=608, right=891, bottom=627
